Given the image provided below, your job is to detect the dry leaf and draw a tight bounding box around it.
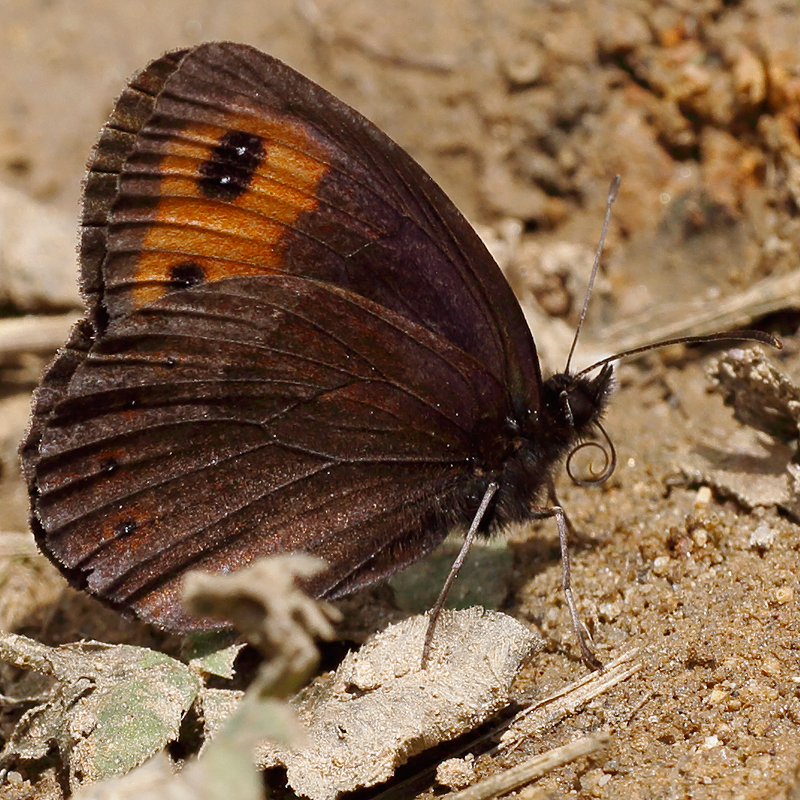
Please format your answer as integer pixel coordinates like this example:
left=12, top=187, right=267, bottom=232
left=257, top=607, right=541, bottom=800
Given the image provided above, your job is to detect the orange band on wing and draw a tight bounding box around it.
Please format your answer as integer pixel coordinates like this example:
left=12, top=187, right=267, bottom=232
left=132, top=113, right=330, bottom=307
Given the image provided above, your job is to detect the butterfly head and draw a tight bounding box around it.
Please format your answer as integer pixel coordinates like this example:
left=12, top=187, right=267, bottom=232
left=540, top=362, right=618, bottom=486
left=544, top=363, right=615, bottom=435
left=544, top=364, right=616, bottom=438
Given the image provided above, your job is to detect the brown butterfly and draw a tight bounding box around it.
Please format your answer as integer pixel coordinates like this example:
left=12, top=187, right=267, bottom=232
left=21, top=42, right=776, bottom=666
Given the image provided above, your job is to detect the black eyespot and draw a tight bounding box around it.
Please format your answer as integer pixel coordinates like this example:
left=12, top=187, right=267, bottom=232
left=114, top=518, right=138, bottom=537
left=198, top=130, right=265, bottom=200
left=100, top=457, right=119, bottom=475
left=169, top=262, right=205, bottom=290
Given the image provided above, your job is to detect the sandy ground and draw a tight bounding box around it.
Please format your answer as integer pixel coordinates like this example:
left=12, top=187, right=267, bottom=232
left=1, top=1, right=800, bottom=798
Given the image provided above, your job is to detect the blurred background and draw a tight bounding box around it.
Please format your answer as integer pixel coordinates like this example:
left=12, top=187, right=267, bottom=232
left=3, top=0, right=799, bottom=331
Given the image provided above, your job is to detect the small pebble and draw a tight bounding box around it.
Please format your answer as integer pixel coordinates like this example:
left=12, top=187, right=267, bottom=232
left=652, top=555, right=671, bottom=575
left=436, top=755, right=476, bottom=790
left=694, top=486, right=712, bottom=507
left=692, top=528, right=708, bottom=547
left=749, top=522, right=776, bottom=549
left=761, top=655, right=782, bottom=676
left=772, top=586, right=794, bottom=605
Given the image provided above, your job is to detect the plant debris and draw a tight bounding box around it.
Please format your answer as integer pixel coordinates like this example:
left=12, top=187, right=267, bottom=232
left=678, top=347, right=800, bottom=520
left=0, top=635, right=201, bottom=793
left=256, top=607, right=542, bottom=800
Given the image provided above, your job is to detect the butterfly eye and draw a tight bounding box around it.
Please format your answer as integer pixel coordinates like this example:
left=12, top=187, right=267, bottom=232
left=563, top=384, right=597, bottom=431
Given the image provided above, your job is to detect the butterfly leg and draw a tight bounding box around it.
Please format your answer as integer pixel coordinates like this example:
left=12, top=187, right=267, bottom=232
left=421, top=481, right=499, bottom=668
left=545, top=478, right=602, bottom=549
left=546, top=479, right=578, bottom=539
left=530, top=496, right=603, bottom=671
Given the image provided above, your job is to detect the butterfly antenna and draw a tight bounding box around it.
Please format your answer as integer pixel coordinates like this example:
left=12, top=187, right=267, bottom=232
left=564, top=175, right=621, bottom=375
left=575, top=330, right=782, bottom=379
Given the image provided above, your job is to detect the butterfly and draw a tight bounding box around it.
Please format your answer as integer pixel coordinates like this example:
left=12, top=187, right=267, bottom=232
left=21, top=42, right=773, bottom=665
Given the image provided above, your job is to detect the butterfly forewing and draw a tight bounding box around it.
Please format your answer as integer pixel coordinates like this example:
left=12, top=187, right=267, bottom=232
left=101, top=43, right=541, bottom=397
